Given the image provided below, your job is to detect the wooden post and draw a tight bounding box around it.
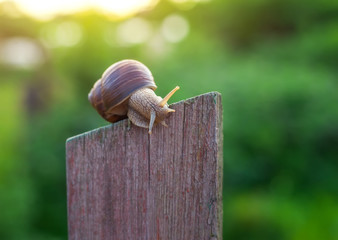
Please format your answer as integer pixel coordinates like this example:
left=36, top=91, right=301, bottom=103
left=66, top=92, right=223, bottom=240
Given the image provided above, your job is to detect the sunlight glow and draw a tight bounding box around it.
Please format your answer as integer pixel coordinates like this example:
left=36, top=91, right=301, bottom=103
left=169, top=0, right=211, bottom=10
left=95, top=0, right=158, bottom=17
left=8, top=0, right=86, bottom=20
left=2, top=0, right=158, bottom=20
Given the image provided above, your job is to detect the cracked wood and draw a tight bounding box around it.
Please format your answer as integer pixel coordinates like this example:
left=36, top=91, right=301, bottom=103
left=66, top=92, right=223, bottom=240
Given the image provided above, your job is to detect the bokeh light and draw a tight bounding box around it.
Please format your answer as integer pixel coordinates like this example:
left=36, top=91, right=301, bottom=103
left=0, top=37, right=44, bottom=68
left=116, top=18, right=152, bottom=46
left=161, top=14, right=189, bottom=43
left=40, top=21, right=83, bottom=48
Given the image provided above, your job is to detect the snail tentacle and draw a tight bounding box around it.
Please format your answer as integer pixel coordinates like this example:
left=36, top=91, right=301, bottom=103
left=149, top=110, right=156, bottom=134
left=88, top=59, right=179, bottom=134
left=159, top=86, right=180, bottom=107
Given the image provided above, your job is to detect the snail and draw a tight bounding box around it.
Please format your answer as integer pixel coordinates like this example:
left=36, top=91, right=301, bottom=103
left=88, top=59, right=179, bottom=134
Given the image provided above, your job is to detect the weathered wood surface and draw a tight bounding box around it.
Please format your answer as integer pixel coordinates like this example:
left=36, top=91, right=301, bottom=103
left=66, top=92, right=223, bottom=240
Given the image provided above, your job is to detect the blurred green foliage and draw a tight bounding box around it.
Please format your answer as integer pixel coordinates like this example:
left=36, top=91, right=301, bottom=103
left=0, top=0, right=338, bottom=239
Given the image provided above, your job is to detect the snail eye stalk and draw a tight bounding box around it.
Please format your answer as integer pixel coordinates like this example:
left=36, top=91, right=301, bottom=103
left=159, top=86, right=180, bottom=107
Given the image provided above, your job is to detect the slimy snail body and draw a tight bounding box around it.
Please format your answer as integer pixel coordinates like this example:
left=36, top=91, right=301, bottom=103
left=88, top=59, right=179, bottom=134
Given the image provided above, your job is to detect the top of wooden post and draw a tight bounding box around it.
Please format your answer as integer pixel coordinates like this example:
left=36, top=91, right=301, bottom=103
left=66, top=92, right=223, bottom=240
left=67, top=92, right=221, bottom=142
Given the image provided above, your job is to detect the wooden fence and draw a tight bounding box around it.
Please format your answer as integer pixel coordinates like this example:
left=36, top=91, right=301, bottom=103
left=66, top=92, right=223, bottom=240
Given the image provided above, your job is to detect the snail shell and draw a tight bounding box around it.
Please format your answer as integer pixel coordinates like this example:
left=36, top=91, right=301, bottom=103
left=88, top=59, right=179, bottom=133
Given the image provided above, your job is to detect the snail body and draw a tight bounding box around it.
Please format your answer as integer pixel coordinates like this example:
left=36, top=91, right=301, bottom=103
left=88, top=59, right=179, bottom=134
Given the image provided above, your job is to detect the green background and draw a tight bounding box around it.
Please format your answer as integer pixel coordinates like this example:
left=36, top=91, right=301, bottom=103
left=0, top=0, right=337, bottom=239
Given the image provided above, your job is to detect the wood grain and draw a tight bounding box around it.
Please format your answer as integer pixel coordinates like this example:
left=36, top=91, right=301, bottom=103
left=66, top=92, right=223, bottom=240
